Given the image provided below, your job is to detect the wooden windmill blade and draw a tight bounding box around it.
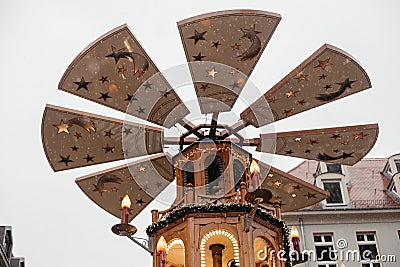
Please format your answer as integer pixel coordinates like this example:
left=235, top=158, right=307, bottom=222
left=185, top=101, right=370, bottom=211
left=256, top=124, right=378, bottom=166
left=58, top=24, right=189, bottom=128
left=178, top=10, right=281, bottom=114
left=42, top=104, right=163, bottom=172
left=75, top=154, right=174, bottom=221
left=255, top=160, right=329, bottom=212
left=240, top=44, right=372, bottom=127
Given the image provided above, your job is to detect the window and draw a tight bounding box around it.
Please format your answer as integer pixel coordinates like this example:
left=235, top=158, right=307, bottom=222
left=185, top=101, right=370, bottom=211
left=5, top=230, right=12, bottom=258
left=233, top=160, right=245, bottom=191
left=356, top=232, right=381, bottom=267
left=313, top=233, right=337, bottom=267
left=205, top=155, right=224, bottom=195
left=395, top=160, right=400, bottom=173
left=183, top=161, right=194, bottom=195
left=323, top=181, right=344, bottom=205
left=326, top=164, right=343, bottom=174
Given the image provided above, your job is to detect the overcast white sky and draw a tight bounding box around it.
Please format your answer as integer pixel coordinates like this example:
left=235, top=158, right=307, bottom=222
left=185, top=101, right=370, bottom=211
left=1, top=1, right=399, bottom=266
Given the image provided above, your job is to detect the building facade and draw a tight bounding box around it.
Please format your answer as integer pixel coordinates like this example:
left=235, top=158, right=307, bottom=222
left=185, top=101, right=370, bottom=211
left=0, top=226, right=25, bottom=267
left=283, top=154, right=400, bottom=267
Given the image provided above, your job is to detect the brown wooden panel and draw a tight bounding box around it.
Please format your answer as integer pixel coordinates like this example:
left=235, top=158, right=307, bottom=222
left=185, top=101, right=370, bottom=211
left=76, top=154, right=174, bottom=221
left=42, top=104, right=163, bottom=171
left=59, top=25, right=189, bottom=128
left=241, top=44, right=372, bottom=127
left=255, top=160, right=329, bottom=212
left=257, top=124, right=379, bottom=166
left=178, top=10, right=281, bottom=113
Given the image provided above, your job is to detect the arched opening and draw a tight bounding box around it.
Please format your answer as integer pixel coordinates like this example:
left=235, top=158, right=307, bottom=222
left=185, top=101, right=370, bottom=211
left=205, top=155, right=224, bottom=196
left=254, top=237, right=275, bottom=267
left=166, top=238, right=185, bottom=267
left=182, top=161, right=194, bottom=195
left=233, top=160, right=245, bottom=192
left=200, top=229, right=240, bottom=267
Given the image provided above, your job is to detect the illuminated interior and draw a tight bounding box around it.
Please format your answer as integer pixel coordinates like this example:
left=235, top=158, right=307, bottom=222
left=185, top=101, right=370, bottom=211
left=166, top=238, right=185, bottom=267
left=254, top=237, right=275, bottom=267
left=200, top=229, right=239, bottom=267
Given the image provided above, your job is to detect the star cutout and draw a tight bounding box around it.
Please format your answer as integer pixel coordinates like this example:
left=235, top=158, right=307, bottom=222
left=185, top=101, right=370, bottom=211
left=285, top=150, right=294, bottom=155
left=294, top=137, right=302, bottom=142
left=207, top=68, right=218, bottom=78
left=139, top=166, right=146, bottom=172
left=136, top=199, right=145, bottom=205
left=324, top=84, right=332, bottom=90
left=159, top=89, right=170, bottom=98
left=231, top=43, right=241, bottom=50
left=354, top=132, right=367, bottom=140
left=106, top=46, right=129, bottom=64
left=111, top=187, right=119, bottom=192
left=268, top=173, right=275, bottom=178
left=99, top=76, right=108, bottom=83
left=304, top=149, right=311, bottom=153
left=297, top=99, right=306, bottom=105
left=123, top=127, right=132, bottom=136
left=54, top=120, right=70, bottom=134
left=155, top=181, right=163, bottom=188
left=99, top=92, right=111, bottom=102
left=74, top=132, right=82, bottom=139
left=229, top=69, right=238, bottom=75
left=282, top=109, right=293, bottom=117
left=84, top=154, right=95, bottom=163
left=308, top=139, right=319, bottom=145
left=74, top=77, right=92, bottom=91
left=293, top=185, right=302, bottom=190
left=314, top=58, right=331, bottom=70
left=295, top=74, right=308, bottom=82
left=188, top=30, right=207, bottom=44
left=92, top=185, right=107, bottom=196
left=268, top=97, right=278, bottom=103
left=285, top=90, right=297, bottom=98
left=333, top=149, right=340, bottom=153
left=331, top=134, right=341, bottom=139
left=104, top=130, right=114, bottom=138
left=200, top=83, right=210, bottom=91
left=59, top=155, right=73, bottom=166
left=192, top=52, right=206, bottom=61
left=212, top=41, right=221, bottom=49
left=137, top=107, right=145, bottom=114
left=230, top=80, right=241, bottom=90
left=319, top=74, right=327, bottom=80
left=304, top=192, right=317, bottom=199
left=102, top=144, right=115, bottom=153
left=143, top=81, right=152, bottom=90
left=342, top=141, right=349, bottom=145
left=273, top=181, right=282, bottom=187
left=124, top=94, right=137, bottom=102
left=71, top=145, right=79, bottom=152
left=337, top=78, right=356, bottom=89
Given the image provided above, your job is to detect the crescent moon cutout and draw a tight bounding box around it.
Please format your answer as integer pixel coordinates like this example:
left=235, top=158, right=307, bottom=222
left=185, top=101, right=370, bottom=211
left=239, top=24, right=262, bottom=61
left=93, top=174, right=124, bottom=196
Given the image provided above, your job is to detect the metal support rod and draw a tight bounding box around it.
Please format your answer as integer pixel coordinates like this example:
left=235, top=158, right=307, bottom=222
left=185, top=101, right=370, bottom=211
left=126, top=236, right=154, bottom=255
left=209, top=112, right=219, bottom=139
left=244, top=198, right=262, bottom=232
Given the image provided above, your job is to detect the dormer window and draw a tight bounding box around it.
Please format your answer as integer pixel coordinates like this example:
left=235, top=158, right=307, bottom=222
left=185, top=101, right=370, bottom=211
left=326, top=164, right=343, bottom=174
left=395, top=160, right=400, bottom=173
left=323, top=180, right=344, bottom=205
